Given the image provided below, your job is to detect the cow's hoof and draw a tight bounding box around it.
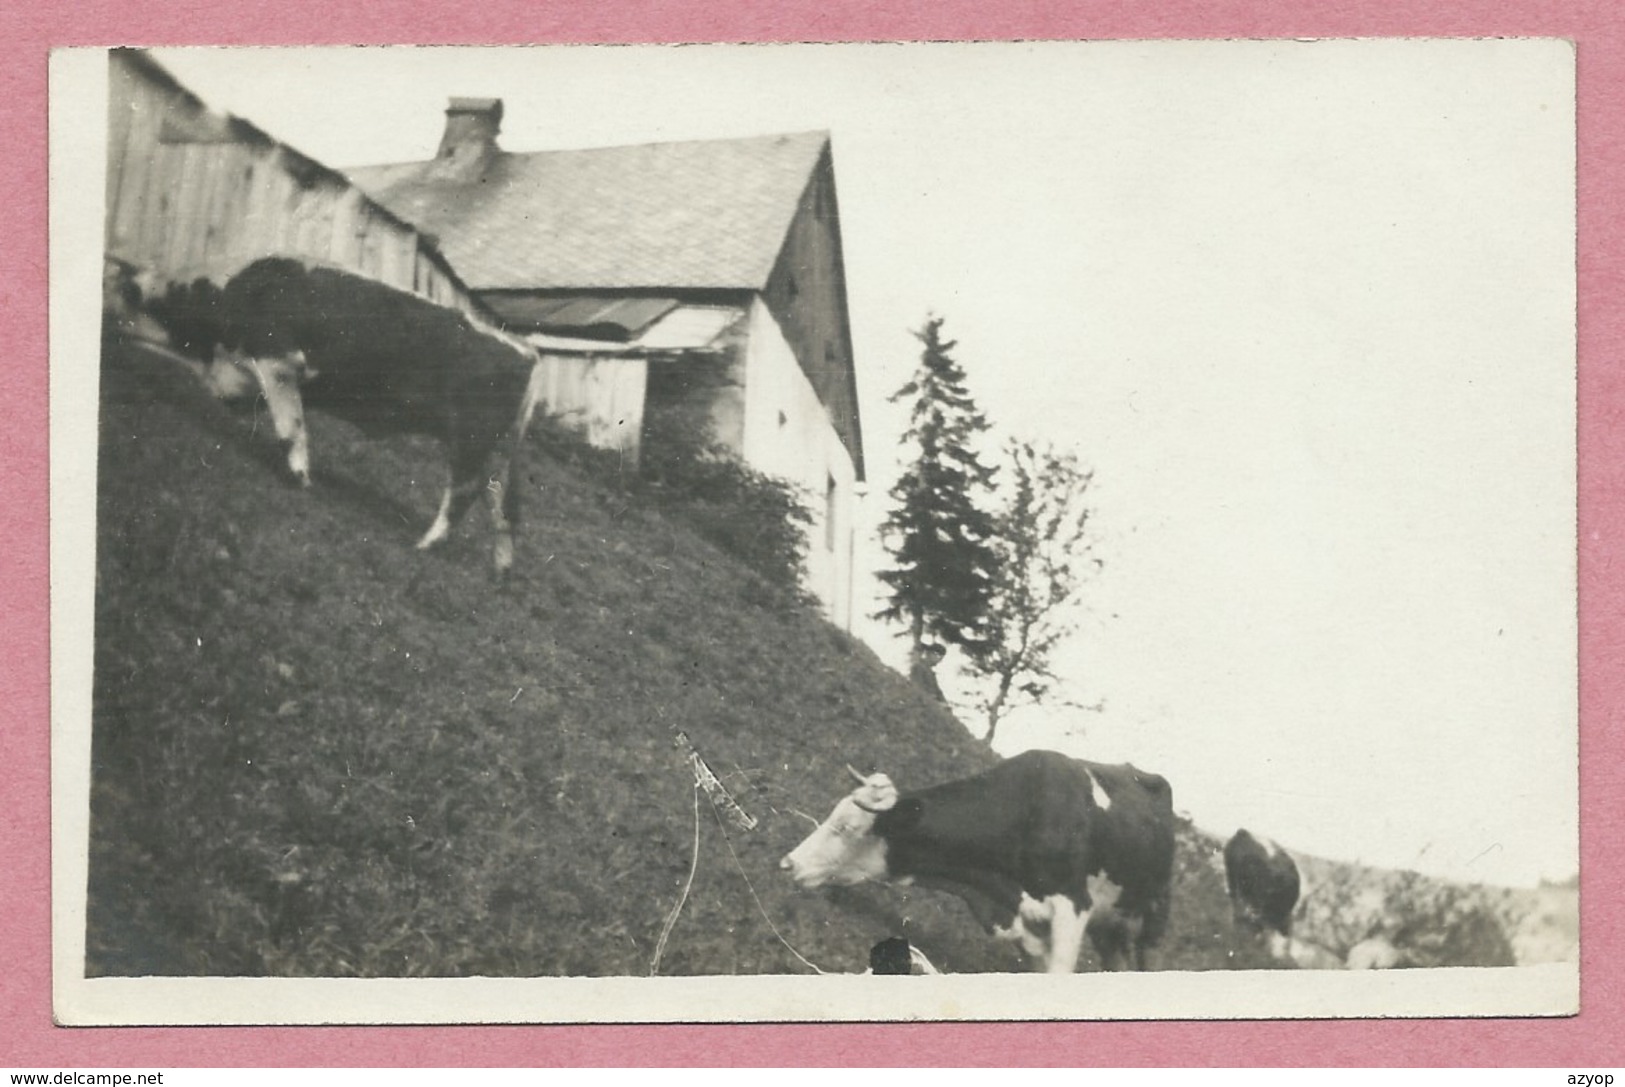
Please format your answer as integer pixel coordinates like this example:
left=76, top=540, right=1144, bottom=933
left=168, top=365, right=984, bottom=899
left=417, top=521, right=450, bottom=552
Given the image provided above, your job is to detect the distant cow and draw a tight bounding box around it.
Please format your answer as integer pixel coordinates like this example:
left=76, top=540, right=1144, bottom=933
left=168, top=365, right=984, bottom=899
left=170, top=258, right=542, bottom=575
left=781, top=750, right=1176, bottom=974
left=1223, top=829, right=1301, bottom=960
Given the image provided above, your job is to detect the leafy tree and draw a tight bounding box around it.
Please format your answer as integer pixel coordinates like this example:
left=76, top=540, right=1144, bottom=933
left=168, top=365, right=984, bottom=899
left=876, top=316, right=999, bottom=671
left=966, top=440, right=1100, bottom=743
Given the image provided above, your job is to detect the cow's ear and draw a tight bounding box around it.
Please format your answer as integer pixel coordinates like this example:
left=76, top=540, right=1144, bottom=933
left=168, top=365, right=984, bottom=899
left=876, top=797, right=924, bottom=834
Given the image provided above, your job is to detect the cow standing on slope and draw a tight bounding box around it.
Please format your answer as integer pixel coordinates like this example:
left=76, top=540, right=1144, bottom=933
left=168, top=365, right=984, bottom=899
left=182, top=257, right=543, bottom=576
left=1223, top=828, right=1301, bottom=961
left=781, top=750, right=1177, bottom=974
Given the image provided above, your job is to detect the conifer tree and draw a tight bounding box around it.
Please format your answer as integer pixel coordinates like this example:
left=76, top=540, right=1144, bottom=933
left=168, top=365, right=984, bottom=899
left=876, top=317, right=999, bottom=670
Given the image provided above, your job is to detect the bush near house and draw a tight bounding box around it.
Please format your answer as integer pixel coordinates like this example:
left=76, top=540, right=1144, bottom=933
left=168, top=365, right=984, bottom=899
left=542, top=383, right=818, bottom=612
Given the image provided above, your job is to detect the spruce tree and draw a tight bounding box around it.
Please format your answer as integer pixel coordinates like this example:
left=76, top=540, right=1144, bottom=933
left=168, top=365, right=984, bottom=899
left=876, top=316, right=999, bottom=669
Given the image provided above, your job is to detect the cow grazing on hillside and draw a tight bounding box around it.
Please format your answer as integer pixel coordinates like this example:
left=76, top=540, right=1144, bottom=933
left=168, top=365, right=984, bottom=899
left=1223, top=829, right=1301, bottom=960
left=165, top=258, right=543, bottom=575
left=781, top=750, right=1177, bottom=974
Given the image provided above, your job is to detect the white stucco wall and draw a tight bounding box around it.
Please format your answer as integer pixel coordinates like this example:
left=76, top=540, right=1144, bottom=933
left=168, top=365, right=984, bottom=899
left=739, top=298, right=859, bottom=630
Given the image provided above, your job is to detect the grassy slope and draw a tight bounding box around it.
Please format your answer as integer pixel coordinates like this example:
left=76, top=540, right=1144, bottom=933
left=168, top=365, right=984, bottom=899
left=87, top=338, right=1342, bottom=977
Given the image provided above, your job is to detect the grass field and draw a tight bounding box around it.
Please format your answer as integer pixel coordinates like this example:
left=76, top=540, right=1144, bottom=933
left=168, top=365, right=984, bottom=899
left=83, top=336, right=1555, bottom=978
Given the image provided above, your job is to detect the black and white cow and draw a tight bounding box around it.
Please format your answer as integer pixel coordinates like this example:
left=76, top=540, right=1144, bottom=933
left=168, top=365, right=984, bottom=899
left=781, top=750, right=1177, bottom=974
left=1223, top=828, right=1301, bottom=960
left=178, top=258, right=543, bottom=575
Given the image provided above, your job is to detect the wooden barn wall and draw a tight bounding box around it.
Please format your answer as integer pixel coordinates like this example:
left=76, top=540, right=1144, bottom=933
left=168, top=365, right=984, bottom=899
left=760, top=151, right=865, bottom=480
left=531, top=351, right=649, bottom=466
left=104, top=53, right=478, bottom=319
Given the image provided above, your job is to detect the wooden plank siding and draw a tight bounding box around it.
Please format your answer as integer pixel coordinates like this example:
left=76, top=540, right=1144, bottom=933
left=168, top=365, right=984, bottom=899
left=759, top=149, right=866, bottom=480
left=531, top=352, right=649, bottom=466
left=104, top=50, right=489, bottom=327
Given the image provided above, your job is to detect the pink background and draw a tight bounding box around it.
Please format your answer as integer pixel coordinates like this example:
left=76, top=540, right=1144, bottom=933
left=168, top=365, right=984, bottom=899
left=3, top=0, right=1620, bottom=1067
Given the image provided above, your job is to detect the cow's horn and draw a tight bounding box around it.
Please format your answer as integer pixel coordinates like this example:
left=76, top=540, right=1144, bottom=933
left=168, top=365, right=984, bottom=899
left=846, top=763, right=869, bottom=785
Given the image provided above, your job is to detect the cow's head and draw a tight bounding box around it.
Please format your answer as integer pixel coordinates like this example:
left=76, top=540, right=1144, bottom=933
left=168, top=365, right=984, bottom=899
left=217, top=347, right=315, bottom=486
left=779, top=766, right=902, bottom=888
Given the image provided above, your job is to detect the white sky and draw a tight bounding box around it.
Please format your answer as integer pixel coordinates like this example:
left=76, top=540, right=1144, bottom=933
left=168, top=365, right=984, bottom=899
left=145, top=40, right=1577, bottom=890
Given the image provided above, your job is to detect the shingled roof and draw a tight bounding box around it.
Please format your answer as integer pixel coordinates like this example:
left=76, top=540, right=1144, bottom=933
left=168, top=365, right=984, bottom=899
left=346, top=131, right=831, bottom=293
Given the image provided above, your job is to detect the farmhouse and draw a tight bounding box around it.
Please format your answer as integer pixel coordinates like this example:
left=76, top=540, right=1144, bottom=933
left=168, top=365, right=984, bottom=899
left=104, top=51, right=865, bottom=627
left=347, top=102, right=866, bottom=628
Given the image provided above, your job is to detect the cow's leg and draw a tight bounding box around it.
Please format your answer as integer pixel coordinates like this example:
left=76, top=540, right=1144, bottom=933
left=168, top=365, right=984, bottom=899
left=993, top=921, right=1050, bottom=962
left=417, top=441, right=487, bottom=553
left=418, top=488, right=455, bottom=551
left=474, top=367, right=542, bottom=576
left=1045, top=894, right=1090, bottom=974
left=488, top=363, right=542, bottom=576
left=994, top=894, right=1053, bottom=963
left=416, top=477, right=485, bottom=552
left=1077, top=873, right=1131, bottom=972
left=485, top=473, right=513, bottom=576
left=1123, top=919, right=1147, bottom=971
left=1086, top=907, right=1134, bottom=971
left=1132, top=888, right=1171, bottom=971
left=484, top=434, right=521, bottom=577
left=240, top=351, right=311, bottom=486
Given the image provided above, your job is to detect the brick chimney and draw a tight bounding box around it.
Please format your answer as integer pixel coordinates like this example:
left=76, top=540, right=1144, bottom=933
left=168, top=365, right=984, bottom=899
left=434, top=97, right=503, bottom=178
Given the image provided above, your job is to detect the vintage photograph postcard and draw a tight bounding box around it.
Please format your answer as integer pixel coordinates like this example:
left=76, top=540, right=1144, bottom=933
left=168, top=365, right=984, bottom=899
left=51, top=38, right=1578, bottom=1025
